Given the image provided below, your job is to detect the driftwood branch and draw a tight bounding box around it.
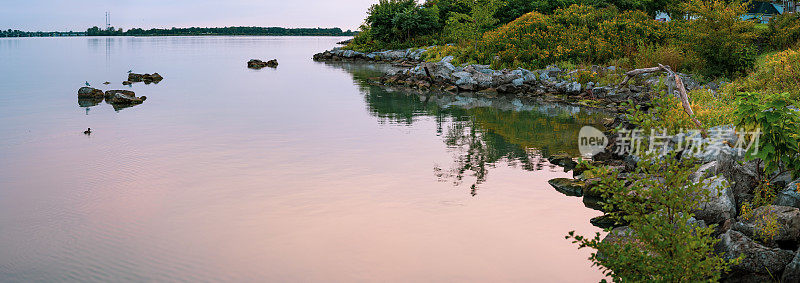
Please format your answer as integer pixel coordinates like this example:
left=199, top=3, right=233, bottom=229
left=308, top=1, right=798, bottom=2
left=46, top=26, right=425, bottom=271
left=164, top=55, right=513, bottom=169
left=618, top=64, right=706, bottom=136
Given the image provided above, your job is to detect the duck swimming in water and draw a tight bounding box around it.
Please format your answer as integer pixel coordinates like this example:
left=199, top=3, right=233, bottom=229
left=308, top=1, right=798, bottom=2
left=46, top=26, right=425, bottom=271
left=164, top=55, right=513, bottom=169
left=83, top=128, right=92, bottom=135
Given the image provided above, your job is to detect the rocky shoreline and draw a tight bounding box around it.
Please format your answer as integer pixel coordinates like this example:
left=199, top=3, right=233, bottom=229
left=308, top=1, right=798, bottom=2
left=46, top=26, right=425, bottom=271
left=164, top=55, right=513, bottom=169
left=314, top=47, right=800, bottom=281
left=313, top=47, right=711, bottom=113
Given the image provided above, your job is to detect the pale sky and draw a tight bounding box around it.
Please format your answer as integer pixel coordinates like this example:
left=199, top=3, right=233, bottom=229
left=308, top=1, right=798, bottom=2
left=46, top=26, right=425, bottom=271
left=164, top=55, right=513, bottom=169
left=1, top=0, right=379, bottom=32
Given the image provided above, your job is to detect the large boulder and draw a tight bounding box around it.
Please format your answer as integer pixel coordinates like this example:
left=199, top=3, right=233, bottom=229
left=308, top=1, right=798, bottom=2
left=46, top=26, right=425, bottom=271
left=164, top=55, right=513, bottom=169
left=783, top=250, right=800, bottom=282
left=693, top=176, right=737, bottom=224
left=733, top=205, right=800, bottom=243
left=775, top=180, right=800, bottom=209
left=77, top=87, right=104, bottom=98
left=716, top=148, right=759, bottom=207
left=104, top=90, right=146, bottom=105
left=716, top=229, right=795, bottom=277
left=424, top=62, right=456, bottom=82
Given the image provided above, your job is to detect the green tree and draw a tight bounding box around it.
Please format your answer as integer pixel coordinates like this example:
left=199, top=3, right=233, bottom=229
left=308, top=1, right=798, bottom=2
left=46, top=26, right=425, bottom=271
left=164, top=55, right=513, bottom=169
left=568, top=153, right=739, bottom=281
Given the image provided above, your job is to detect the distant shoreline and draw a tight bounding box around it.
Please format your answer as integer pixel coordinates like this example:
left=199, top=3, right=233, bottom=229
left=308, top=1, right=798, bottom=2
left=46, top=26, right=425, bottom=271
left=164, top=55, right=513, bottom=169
left=1, top=26, right=357, bottom=38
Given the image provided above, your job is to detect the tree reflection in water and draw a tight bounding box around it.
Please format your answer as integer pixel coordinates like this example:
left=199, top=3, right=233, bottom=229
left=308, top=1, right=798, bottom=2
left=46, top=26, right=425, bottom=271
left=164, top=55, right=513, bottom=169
left=329, top=61, right=610, bottom=196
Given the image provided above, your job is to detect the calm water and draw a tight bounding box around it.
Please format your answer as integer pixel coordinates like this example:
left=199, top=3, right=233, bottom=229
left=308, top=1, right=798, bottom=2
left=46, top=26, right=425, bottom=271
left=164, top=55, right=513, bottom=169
left=0, top=36, right=606, bottom=282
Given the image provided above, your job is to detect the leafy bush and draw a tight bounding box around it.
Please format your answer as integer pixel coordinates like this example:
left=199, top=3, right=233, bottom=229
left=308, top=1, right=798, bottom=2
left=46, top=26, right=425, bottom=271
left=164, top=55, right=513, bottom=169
left=442, top=0, right=499, bottom=43
left=625, top=81, right=737, bottom=134
left=474, top=5, right=667, bottom=69
left=769, top=13, right=800, bottom=50
left=567, top=153, right=738, bottom=281
left=733, top=92, right=800, bottom=178
left=675, top=0, right=757, bottom=78
left=729, top=48, right=800, bottom=99
left=633, top=43, right=689, bottom=71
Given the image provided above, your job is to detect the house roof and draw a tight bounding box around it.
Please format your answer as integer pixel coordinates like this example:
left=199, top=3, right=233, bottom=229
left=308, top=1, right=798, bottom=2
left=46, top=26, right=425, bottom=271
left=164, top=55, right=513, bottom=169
left=747, top=1, right=781, bottom=15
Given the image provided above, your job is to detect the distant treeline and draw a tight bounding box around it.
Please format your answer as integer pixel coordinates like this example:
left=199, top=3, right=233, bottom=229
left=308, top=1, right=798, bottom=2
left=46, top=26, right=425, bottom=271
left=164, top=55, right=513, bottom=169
left=89, top=26, right=356, bottom=36
left=0, top=27, right=356, bottom=37
left=1, top=29, right=85, bottom=37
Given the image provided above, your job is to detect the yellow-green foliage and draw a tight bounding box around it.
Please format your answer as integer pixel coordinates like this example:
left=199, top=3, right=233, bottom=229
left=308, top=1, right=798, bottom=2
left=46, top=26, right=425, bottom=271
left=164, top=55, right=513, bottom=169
left=626, top=84, right=737, bottom=134
left=729, top=48, right=800, bottom=98
left=633, top=44, right=691, bottom=72
left=473, top=5, right=666, bottom=69
left=769, top=13, right=800, bottom=50
left=674, top=0, right=757, bottom=78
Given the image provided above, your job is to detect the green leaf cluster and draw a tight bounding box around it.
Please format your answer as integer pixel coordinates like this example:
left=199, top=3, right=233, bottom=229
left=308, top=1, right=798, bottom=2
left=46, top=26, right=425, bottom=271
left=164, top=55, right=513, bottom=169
left=568, top=153, right=739, bottom=281
left=734, top=92, right=800, bottom=178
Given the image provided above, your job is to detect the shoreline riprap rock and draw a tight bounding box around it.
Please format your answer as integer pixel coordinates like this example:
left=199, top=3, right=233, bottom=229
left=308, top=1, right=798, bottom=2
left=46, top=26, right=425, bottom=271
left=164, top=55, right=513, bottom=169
left=247, top=59, right=278, bottom=69
left=313, top=47, right=426, bottom=64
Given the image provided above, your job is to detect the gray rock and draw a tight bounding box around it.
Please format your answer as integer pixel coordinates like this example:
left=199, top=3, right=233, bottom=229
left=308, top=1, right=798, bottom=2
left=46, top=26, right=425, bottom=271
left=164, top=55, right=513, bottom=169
left=548, top=178, right=584, bottom=197
left=775, top=180, right=800, bottom=208
left=715, top=229, right=794, bottom=277
left=733, top=205, right=800, bottom=243
left=440, top=56, right=454, bottom=63
left=708, top=124, right=738, bottom=147
left=692, top=161, right=718, bottom=182
left=78, top=87, right=104, bottom=98
left=474, top=73, right=493, bottom=88
left=693, top=176, right=736, bottom=224
left=410, top=66, right=427, bottom=77
left=512, top=78, right=524, bottom=87
left=104, top=90, right=146, bottom=105
left=783, top=249, right=800, bottom=282
left=716, top=148, right=759, bottom=205
left=566, top=82, right=582, bottom=94
left=545, top=66, right=562, bottom=77
left=539, top=72, right=550, bottom=81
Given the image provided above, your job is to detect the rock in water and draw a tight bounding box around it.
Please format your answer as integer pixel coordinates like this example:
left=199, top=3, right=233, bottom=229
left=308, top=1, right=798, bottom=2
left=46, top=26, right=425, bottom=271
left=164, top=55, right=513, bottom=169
left=127, top=73, right=164, bottom=84
left=247, top=59, right=278, bottom=69
left=548, top=178, right=585, bottom=197
left=547, top=153, right=578, bottom=171
left=77, top=87, right=104, bottom=98
left=104, top=90, right=146, bottom=105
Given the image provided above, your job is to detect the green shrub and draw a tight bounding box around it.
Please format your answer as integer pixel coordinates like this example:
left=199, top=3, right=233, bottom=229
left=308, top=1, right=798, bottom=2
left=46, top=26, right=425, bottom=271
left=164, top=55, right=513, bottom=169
left=442, top=0, right=499, bottom=43
left=675, top=0, right=757, bottom=78
left=633, top=43, right=689, bottom=71
left=769, top=13, right=800, bottom=50
left=567, top=153, right=739, bottom=281
left=474, top=5, right=667, bottom=69
left=733, top=92, right=800, bottom=179
left=729, top=48, right=800, bottom=99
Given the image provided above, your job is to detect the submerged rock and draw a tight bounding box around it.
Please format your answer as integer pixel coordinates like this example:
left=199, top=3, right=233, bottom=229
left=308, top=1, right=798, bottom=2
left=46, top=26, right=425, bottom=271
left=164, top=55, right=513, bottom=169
left=77, top=87, right=104, bottom=98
